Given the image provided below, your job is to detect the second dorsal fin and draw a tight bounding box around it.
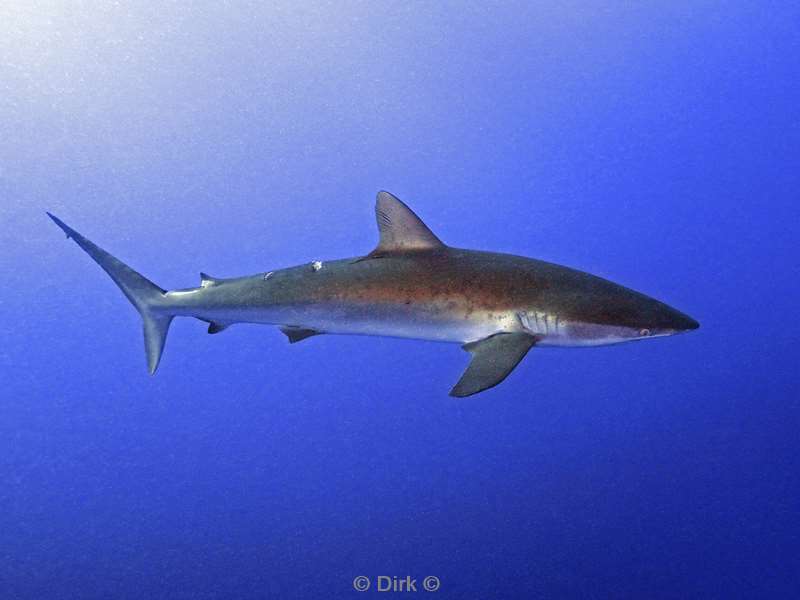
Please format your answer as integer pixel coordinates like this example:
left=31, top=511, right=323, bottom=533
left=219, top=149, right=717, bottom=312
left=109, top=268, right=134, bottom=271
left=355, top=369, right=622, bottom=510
left=369, top=191, right=445, bottom=257
left=200, top=272, right=221, bottom=287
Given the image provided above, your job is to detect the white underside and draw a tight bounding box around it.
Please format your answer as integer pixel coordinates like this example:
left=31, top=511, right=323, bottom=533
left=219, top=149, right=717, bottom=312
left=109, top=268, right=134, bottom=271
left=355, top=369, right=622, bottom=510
left=187, top=302, right=638, bottom=347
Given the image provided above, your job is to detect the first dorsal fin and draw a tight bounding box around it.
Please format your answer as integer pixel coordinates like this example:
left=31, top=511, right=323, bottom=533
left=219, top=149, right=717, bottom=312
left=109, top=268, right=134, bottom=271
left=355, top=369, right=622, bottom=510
left=369, top=191, right=445, bottom=257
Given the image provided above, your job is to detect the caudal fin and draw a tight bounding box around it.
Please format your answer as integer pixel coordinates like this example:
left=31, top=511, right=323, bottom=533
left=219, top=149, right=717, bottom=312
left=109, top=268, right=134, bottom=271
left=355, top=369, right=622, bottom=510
left=47, top=213, right=173, bottom=374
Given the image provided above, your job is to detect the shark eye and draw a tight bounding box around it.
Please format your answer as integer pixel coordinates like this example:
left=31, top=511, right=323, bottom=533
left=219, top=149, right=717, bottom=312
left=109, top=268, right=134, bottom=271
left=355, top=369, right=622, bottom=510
left=639, top=328, right=652, bottom=337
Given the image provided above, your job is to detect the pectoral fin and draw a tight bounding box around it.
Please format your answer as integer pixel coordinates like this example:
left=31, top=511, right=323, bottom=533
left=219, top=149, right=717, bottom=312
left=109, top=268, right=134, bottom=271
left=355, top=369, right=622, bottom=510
left=450, top=332, right=539, bottom=397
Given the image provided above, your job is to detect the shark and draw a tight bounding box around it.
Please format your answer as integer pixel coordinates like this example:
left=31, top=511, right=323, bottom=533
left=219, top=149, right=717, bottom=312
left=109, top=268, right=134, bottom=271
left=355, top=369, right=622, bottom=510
left=48, top=191, right=698, bottom=397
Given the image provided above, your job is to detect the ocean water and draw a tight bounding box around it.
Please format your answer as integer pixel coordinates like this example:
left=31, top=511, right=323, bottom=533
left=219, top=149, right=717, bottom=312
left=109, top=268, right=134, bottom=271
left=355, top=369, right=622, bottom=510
left=2, top=3, right=799, bottom=598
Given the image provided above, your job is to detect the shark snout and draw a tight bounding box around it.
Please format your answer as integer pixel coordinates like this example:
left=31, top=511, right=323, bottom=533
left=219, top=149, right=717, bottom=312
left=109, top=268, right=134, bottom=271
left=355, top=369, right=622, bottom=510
left=682, top=315, right=700, bottom=331
left=670, top=309, right=699, bottom=332
left=656, top=307, right=699, bottom=335
left=629, top=295, right=699, bottom=337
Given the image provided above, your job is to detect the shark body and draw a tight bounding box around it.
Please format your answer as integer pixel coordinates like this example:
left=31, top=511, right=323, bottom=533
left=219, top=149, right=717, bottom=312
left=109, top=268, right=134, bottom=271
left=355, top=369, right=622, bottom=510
left=49, top=192, right=698, bottom=396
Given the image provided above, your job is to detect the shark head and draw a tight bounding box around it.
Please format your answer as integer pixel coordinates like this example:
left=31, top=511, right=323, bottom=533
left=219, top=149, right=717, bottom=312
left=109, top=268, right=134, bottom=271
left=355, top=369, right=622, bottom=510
left=597, top=295, right=699, bottom=343
left=542, top=274, right=700, bottom=347
left=569, top=284, right=700, bottom=346
left=633, top=298, right=700, bottom=338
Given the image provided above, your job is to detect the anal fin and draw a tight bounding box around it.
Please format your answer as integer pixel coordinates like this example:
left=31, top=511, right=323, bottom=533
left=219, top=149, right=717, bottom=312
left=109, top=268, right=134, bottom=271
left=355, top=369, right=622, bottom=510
left=450, top=332, right=539, bottom=397
left=196, top=318, right=231, bottom=334
left=207, top=322, right=230, bottom=334
left=280, top=326, right=323, bottom=344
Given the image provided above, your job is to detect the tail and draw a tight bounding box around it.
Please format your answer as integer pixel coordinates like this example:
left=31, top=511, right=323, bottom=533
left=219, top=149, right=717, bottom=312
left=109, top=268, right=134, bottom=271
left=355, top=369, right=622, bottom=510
left=47, top=213, right=173, bottom=374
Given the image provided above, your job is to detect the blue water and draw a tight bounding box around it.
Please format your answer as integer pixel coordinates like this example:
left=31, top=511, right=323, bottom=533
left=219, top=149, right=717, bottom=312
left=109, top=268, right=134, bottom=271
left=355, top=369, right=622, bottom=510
left=3, top=4, right=799, bottom=598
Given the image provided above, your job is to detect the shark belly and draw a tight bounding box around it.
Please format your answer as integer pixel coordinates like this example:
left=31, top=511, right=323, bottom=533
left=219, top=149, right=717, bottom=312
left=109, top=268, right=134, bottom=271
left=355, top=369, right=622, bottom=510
left=201, top=299, right=509, bottom=344
left=294, top=303, right=510, bottom=343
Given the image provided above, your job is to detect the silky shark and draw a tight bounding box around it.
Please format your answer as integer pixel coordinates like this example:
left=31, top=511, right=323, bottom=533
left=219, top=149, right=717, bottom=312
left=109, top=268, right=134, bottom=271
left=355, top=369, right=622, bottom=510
left=48, top=192, right=698, bottom=396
